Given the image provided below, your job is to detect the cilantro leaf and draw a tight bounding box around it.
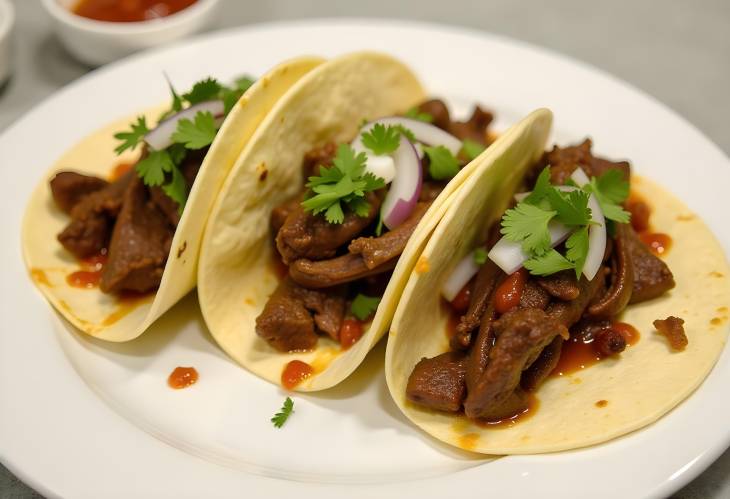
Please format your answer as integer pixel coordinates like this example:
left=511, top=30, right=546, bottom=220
left=271, top=397, right=294, bottom=428
left=114, top=116, right=150, bottom=155
left=524, top=249, right=575, bottom=276
left=461, top=139, right=485, bottom=161
left=586, top=172, right=632, bottom=224
left=424, top=145, right=460, bottom=180
left=405, top=107, right=433, bottom=123
left=565, top=226, right=589, bottom=278
left=301, top=144, right=385, bottom=224
left=545, top=187, right=592, bottom=227
left=234, top=75, right=255, bottom=93
left=361, top=124, right=401, bottom=155
left=501, top=202, right=556, bottom=255
left=351, top=294, right=381, bottom=320
left=135, top=149, right=174, bottom=186
left=162, top=165, right=188, bottom=213
left=182, top=77, right=223, bottom=105
left=473, top=248, right=488, bottom=265
left=171, top=111, right=217, bottom=149
left=523, top=167, right=552, bottom=205
left=392, top=124, right=416, bottom=143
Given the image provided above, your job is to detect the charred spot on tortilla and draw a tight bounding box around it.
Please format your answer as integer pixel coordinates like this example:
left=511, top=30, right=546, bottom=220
left=177, top=241, right=187, bottom=258
left=30, top=268, right=52, bottom=287
left=595, top=400, right=608, bottom=408
left=415, top=256, right=430, bottom=274
left=257, top=162, right=268, bottom=182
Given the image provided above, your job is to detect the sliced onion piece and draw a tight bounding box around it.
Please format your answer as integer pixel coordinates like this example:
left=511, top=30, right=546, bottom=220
left=355, top=117, right=462, bottom=155
left=145, top=100, right=225, bottom=151
left=571, top=167, right=590, bottom=187
left=380, top=137, right=422, bottom=230
left=442, top=251, right=480, bottom=302
left=351, top=142, right=397, bottom=183
left=582, top=193, right=606, bottom=280
left=488, top=222, right=571, bottom=275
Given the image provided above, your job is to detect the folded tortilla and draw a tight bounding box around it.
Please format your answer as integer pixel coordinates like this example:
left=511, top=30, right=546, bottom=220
left=385, top=109, right=730, bottom=454
left=198, top=51, right=506, bottom=391
left=22, top=56, right=323, bottom=341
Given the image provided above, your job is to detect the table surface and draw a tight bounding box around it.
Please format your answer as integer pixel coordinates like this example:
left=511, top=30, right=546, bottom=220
left=1, top=0, right=728, bottom=497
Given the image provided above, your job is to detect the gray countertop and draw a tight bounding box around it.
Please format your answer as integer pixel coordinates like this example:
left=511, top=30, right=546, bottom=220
left=1, top=0, right=729, bottom=497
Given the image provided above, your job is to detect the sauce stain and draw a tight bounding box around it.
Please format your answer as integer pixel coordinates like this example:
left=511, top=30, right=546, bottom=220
left=415, top=256, right=430, bottom=274
left=595, top=400, right=608, bottom=408
left=281, top=360, right=314, bottom=390
left=458, top=432, right=480, bottom=450
left=676, top=214, right=696, bottom=221
left=474, top=394, right=539, bottom=429
left=109, top=162, right=134, bottom=181
left=710, top=271, right=725, bottom=278
left=67, top=252, right=108, bottom=289
left=168, top=367, right=198, bottom=389
left=101, top=292, right=153, bottom=326
left=639, top=232, right=672, bottom=257
left=718, top=307, right=728, bottom=313
left=30, top=268, right=52, bottom=287
left=552, top=322, right=639, bottom=376
left=710, top=317, right=723, bottom=326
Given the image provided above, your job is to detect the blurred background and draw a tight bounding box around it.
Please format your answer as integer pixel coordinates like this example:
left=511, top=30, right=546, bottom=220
left=1, top=1, right=728, bottom=497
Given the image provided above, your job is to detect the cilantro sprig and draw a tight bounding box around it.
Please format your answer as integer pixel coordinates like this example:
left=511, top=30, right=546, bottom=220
left=271, top=397, right=294, bottom=428
left=114, top=74, right=257, bottom=211
left=500, top=166, right=630, bottom=277
left=405, top=107, right=433, bottom=123
left=301, top=144, right=385, bottom=224
left=423, top=145, right=460, bottom=180
left=361, top=123, right=401, bottom=155
left=351, top=294, right=381, bottom=320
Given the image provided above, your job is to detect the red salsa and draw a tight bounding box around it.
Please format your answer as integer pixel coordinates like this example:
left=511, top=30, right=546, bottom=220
left=552, top=322, right=640, bottom=376
left=168, top=366, right=198, bottom=389
left=73, top=0, right=198, bottom=23
left=66, top=251, right=108, bottom=289
left=339, top=319, right=364, bottom=350
left=281, top=360, right=314, bottom=390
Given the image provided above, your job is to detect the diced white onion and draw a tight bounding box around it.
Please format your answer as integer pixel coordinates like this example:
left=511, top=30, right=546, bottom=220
left=571, top=167, right=591, bottom=187
left=487, top=222, right=571, bottom=275
left=351, top=142, right=397, bottom=183
left=582, top=192, right=606, bottom=280
left=441, top=251, right=480, bottom=302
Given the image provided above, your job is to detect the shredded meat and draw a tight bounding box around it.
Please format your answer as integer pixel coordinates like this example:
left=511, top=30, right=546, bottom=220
left=406, top=352, right=467, bottom=412
left=547, top=270, right=608, bottom=328
left=624, top=226, right=675, bottom=303
left=50, top=171, right=108, bottom=214
left=449, top=106, right=493, bottom=145
left=537, top=271, right=580, bottom=301
left=463, top=308, right=567, bottom=419
left=348, top=203, right=429, bottom=269
left=546, top=139, right=630, bottom=185
left=588, top=223, right=635, bottom=318
left=301, top=142, right=337, bottom=179
left=520, top=336, right=564, bottom=391
left=276, top=192, right=381, bottom=264
left=255, top=279, right=347, bottom=352
left=417, top=99, right=451, bottom=131
left=451, top=259, right=502, bottom=350
left=519, top=280, right=550, bottom=310
left=57, top=171, right=134, bottom=259
left=270, top=198, right=300, bottom=237
left=653, top=316, right=688, bottom=351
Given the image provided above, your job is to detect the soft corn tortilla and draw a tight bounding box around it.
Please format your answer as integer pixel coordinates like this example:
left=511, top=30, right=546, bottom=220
left=385, top=110, right=730, bottom=454
left=22, top=56, right=324, bottom=342
left=198, top=51, right=506, bottom=391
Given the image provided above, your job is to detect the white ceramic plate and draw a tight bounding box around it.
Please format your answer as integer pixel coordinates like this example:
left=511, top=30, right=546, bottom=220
left=2, top=19, right=729, bottom=499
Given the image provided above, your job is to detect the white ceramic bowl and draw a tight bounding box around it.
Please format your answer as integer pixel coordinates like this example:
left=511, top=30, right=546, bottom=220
left=0, top=0, right=14, bottom=83
left=40, top=0, right=221, bottom=66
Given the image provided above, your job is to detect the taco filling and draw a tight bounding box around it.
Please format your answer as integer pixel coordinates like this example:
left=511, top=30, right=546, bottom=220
left=405, top=139, right=681, bottom=422
left=256, top=99, right=495, bottom=354
left=49, top=76, right=255, bottom=294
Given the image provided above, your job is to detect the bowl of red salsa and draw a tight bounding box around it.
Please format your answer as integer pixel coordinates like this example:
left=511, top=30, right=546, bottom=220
left=41, top=0, right=221, bottom=66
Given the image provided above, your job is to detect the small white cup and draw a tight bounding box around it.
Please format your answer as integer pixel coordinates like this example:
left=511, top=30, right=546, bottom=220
left=0, top=0, right=14, bottom=84
left=40, top=0, right=221, bottom=67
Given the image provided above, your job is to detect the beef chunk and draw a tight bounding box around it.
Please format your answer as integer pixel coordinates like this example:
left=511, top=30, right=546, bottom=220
left=302, top=142, right=337, bottom=179
left=348, top=202, right=429, bottom=269
left=149, top=149, right=204, bottom=227
left=452, top=260, right=502, bottom=350
left=463, top=308, right=567, bottom=419
left=547, top=269, right=607, bottom=328
left=270, top=198, right=300, bottom=237
left=289, top=253, right=397, bottom=289
left=537, top=270, right=580, bottom=301
left=519, top=280, right=551, bottom=310
left=521, top=336, right=564, bottom=391
left=588, top=223, right=634, bottom=319
left=276, top=192, right=381, bottom=264
left=255, top=279, right=348, bottom=351
left=625, top=226, right=675, bottom=303
left=594, top=328, right=627, bottom=356
left=406, top=352, right=467, bottom=412
left=416, top=99, right=451, bottom=131
left=99, top=176, right=173, bottom=293
left=449, top=106, right=494, bottom=145
left=57, top=171, right=133, bottom=259
left=546, top=139, right=630, bottom=185
left=149, top=186, right=182, bottom=227
left=653, top=316, right=688, bottom=351
left=50, top=171, right=108, bottom=214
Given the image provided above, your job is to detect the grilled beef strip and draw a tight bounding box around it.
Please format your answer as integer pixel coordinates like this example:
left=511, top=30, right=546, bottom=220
left=50, top=171, right=108, bottom=214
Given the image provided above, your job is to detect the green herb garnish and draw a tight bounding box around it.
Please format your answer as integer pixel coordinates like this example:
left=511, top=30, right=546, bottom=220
left=461, top=139, right=485, bottom=161
left=182, top=77, right=223, bottom=105
left=473, top=248, right=488, bottom=265
left=500, top=166, right=630, bottom=278
left=171, top=111, right=218, bottom=150
left=361, top=123, right=402, bottom=155
left=113, top=116, right=150, bottom=155
left=351, top=294, right=381, bottom=320
left=301, top=144, right=385, bottom=224
left=405, top=107, right=433, bottom=123
left=423, top=145, right=460, bottom=180
left=271, top=397, right=294, bottom=428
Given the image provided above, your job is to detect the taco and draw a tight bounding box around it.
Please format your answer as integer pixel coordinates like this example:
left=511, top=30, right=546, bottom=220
left=385, top=109, right=730, bottom=454
left=198, top=51, right=499, bottom=391
left=22, top=56, right=323, bottom=341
